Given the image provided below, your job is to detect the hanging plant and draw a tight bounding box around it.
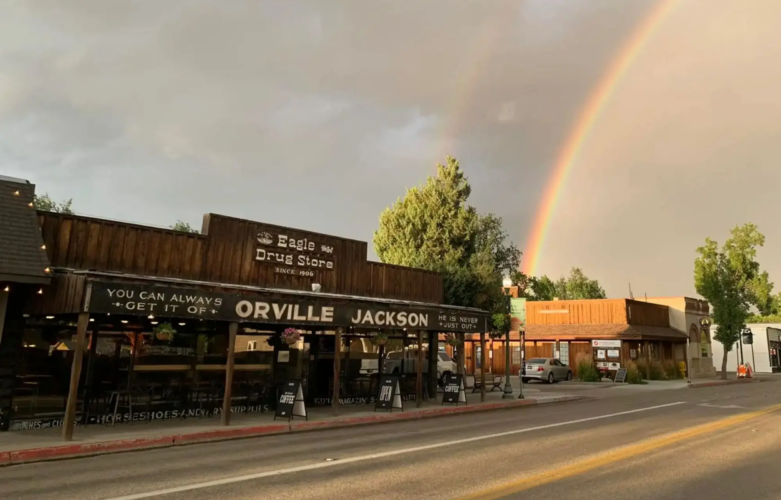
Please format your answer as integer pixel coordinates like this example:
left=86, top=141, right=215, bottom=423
left=444, top=333, right=462, bottom=347
left=281, top=328, right=301, bottom=345
left=370, top=332, right=389, bottom=346
left=153, top=322, right=177, bottom=342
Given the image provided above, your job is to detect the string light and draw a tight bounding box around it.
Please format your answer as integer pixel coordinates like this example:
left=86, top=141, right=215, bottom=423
left=89, top=318, right=95, bottom=322
left=44, top=267, right=50, bottom=273
left=121, top=320, right=129, bottom=324
left=2, top=286, right=8, bottom=292
left=37, top=288, right=43, bottom=294
left=41, top=244, right=46, bottom=250
left=45, top=315, right=55, bottom=319
left=28, top=202, right=33, bottom=208
left=13, top=190, right=19, bottom=196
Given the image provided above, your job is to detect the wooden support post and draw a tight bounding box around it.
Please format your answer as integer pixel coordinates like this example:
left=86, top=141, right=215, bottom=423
left=332, top=328, right=342, bottom=416
left=416, top=330, right=424, bottom=408
left=221, top=322, right=238, bottom=426
left=428, top=331, right=438, bottom=398
left=480, top=332, right=487, bottom=402
left=62, top=313, right=89, bottom=442
left=645, top=341, right=651, bottom=380
left=457, top=333, right=465, bottom=375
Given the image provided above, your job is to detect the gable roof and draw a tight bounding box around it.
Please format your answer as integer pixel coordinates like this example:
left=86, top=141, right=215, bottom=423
left=0, top=177, right=51, bottom=284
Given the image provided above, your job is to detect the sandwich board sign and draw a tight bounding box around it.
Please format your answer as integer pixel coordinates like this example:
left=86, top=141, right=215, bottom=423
left=614, top=368, right=628, bottom=384
left=375, top=375, right=403, bottom=413
left=441, top=373, right=467, bottom=406
left=274, top=379, right=307, bottom=421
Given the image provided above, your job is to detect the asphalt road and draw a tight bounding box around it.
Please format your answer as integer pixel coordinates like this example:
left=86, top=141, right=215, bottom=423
left=1, top=383, right=780, bottom=500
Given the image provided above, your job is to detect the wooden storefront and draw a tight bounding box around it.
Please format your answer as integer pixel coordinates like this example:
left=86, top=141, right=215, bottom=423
left=523, top=299, right=688, bottom=377
left=450, top=299, right=690, bottom=381
left=3, top=210, right=490, bottom=438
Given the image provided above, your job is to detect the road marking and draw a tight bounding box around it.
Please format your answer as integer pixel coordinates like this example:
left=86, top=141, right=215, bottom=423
left=698, top=403, right=745, bottom=409
left=102, top=402, right=686, bottom=500
left=457, top=402, right=781, bottom=500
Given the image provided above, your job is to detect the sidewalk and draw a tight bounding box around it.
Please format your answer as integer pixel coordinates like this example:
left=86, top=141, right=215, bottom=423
left=0, top=388, right=582, bottom=466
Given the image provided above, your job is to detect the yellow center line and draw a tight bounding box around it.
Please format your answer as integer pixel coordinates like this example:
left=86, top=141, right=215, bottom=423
left=456, top=403, right=781, bottom=500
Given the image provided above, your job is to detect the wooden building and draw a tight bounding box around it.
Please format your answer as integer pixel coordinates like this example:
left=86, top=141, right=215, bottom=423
left=456, top=298, right=691, bottom=379
left=0, top=196, right=491, bottom=439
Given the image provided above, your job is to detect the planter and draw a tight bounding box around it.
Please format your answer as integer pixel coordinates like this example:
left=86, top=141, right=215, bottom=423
left=153, top=323, right=177, bottom=342
left=444, top=333, right=462, bottom=347
left=282, top=328, right=301, bottom=346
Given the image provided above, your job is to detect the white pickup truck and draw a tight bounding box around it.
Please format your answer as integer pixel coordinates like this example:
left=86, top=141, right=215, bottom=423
left=382, top=349, right=459, bottom=383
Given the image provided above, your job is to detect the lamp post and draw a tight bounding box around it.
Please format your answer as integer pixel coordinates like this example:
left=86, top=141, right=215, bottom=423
left=501, top=277, right=514, bottom=399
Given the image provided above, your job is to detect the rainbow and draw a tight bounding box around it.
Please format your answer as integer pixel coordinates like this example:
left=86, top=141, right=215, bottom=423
left=522, top=0, right=681, bottom=276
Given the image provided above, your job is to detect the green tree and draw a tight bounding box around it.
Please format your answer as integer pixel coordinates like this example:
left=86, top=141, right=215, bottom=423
left=33, top=193, right=73, bottom=214
left=373, top=156, right=520, bottom=315
left=519, top=268, right=606, bottom=301
left=749, top=271, right=774, bottom=316
left=694, top=223, right=766, bottom=379
left=530, top=275, right=559, bottom=300
left=171, top=220, right=199, bottom=233
left=564, top=267, right=607, bottom=299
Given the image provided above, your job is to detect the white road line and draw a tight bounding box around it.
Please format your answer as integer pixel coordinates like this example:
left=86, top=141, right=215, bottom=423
left=698, top=403, right=745, bottom=409
left=104, top=402, right=686, bottom=500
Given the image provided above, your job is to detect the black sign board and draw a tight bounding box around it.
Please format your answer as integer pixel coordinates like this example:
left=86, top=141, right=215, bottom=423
left=374, top=375, right=403, bottom=412
left=441, top=374, right=467, bottom=406
left=614, top=368, right=628, bottom=384
left=86, top=281, right=488, bottom=332
left=274, top=380, right=307, bottom=421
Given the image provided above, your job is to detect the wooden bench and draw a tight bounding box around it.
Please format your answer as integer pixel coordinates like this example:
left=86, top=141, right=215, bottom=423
left=471, top=374, right=503, bottom=393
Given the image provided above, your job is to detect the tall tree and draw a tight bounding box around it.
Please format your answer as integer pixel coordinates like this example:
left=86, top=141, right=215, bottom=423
left=33, top=193, right=73, bottom=214
left=373, top=156, right=520, bottom=313
left=694, top=223, right=766, bottom=379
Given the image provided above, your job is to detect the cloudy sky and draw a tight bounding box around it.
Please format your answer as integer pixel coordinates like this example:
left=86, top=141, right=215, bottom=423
left=2, top=0, right=780, bottom=299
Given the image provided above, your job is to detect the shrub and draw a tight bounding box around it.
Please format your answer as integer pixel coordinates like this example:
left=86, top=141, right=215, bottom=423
left=625, top=362, right=645, bottom=384
left=635, top=358, right=666, bottom=380
left=575, top=352, right=601, bottom=382
left=662, top=360, right=683, bottom=379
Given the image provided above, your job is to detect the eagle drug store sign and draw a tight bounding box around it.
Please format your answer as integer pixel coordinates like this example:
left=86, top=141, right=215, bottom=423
left=87, top=282, right=487, bottom=332
left=254, top=230, right=335, bottom=277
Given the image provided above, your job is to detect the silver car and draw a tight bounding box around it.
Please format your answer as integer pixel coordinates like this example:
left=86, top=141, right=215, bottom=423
left=522, top=358, right=573, bottom=383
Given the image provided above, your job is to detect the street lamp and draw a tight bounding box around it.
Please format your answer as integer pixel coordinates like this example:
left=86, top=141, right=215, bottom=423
left=501, top=276, right=514, bottom=399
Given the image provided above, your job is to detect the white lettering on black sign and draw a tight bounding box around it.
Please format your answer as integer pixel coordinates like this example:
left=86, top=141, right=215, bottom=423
left=105, top=288, right=224, bottom=317
left=350, top=309, right=428, bottom=328
left=235, top=301, right=335, bottom=322
left=255, top=231, right=335, bottom=271
left=438, top=314, right=480, bottom=332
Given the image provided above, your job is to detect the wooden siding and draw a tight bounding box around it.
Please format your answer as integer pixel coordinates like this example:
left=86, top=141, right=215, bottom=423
left=366, top=262, right=443, bottom=304
left=527, top=299, right=671, bottom=328
left=526, top=300, right=629, bottom=326
left=24, top=273, right=87, bottom=316
left=39, top=213, right=205, bottom=280
left=625, top=300, right=670, bottom=327
left=37, top=212, right=443, bottom=304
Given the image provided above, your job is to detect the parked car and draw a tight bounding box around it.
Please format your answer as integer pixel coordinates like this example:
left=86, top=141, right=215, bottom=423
left=383, top=349, right=459, bottom=384
left=522, top=358, right=572, bottom=383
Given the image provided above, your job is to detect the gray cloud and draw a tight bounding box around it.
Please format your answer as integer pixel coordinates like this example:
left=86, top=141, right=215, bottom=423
left=2, top=0, right=779, bottom=299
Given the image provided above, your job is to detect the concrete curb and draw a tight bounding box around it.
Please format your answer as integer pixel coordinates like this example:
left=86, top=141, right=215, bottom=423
left=688, top=379, right=762, bottom=389
left=0, top=395, right=584, bottom=466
